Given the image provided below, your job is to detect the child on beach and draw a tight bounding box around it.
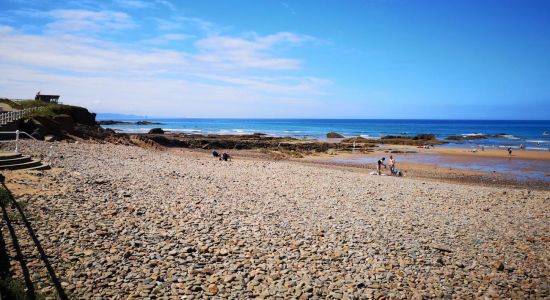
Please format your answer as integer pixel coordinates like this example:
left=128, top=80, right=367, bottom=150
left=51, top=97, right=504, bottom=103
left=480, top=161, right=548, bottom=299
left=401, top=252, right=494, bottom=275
left=377, top=157, right=386, bottom=175
left=389, top=155, right=397, bottom=175
left=507, top=147, right=512, bottom=156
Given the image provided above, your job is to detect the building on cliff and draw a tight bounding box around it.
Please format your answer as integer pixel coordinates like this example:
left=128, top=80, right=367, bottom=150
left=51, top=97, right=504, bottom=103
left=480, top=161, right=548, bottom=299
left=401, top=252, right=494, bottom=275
left=35, top=91, right=60, bottom=104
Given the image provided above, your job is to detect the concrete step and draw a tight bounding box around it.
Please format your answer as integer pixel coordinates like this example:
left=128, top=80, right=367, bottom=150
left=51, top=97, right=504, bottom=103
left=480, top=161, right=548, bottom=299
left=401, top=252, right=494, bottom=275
left=25, top=164, right=51, bottom=171
left=0, top=160, right=43, bottom=170
left=0, top=153, right=22, bottom=160
left=0, top=151, right=50, bottom=171
left=0, top=155, right=32, bottom=166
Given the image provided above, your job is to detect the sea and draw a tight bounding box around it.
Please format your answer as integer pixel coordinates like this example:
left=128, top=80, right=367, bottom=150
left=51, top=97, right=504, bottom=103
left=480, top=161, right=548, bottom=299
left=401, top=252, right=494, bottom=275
left=97, top=118, right=550, bottom=151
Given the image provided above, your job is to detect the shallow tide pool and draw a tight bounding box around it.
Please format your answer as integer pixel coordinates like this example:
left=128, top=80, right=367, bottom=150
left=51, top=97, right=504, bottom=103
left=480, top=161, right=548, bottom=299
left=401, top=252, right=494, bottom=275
left=333, top=154, right=550, bottom=182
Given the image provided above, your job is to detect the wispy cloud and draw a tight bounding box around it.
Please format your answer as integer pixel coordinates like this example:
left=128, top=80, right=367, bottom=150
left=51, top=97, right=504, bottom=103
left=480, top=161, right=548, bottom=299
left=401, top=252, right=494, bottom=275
left=46, top=9, right=135, bottom=32
left=114, top=0, right=150, bottom=9
left=281, top=2, right=297, bottom=15
left=153, top=16, right=222, bottom=35
left=194, top=32, right=313, bottom=70
left=0, top=4, right=330, bottom=117
left=141, top=33, right=194, bottom=45
left=0, top=29, right=187, bottom=74
left=114, top=0, right=176, bottom=11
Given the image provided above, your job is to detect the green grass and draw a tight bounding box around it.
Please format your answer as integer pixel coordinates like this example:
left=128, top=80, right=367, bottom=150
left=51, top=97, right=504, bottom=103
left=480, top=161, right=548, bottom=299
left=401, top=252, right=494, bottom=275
left=0, top=98, right=75, bottom=119
left=0, top=188, right=9, bottom=207
left=0, top=277, right=28, bottom=300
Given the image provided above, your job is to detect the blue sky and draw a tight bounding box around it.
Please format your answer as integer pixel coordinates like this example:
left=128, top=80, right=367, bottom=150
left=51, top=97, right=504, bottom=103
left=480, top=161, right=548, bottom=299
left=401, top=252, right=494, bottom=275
left=0, top=0, right=549, bottom=119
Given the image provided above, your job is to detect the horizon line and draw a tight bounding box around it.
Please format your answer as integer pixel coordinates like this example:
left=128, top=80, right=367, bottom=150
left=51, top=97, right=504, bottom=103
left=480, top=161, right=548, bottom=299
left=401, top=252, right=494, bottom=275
left=94, top=114, right=550, bottom=122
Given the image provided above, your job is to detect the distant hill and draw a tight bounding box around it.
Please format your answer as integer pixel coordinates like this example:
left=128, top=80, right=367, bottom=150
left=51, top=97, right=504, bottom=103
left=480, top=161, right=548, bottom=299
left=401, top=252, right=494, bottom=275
left=95, top=113, right=149, bottom=120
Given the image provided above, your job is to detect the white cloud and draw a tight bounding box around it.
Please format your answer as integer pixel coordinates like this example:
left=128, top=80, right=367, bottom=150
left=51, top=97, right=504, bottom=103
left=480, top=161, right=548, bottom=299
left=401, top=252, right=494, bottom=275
left=193, top=73, right=332, bottom=95
left=154, top=0, right=176, bottom=11
left=114, top=0, right=176, bottom=11
left=0, top=30, right=187, bottom=73
left=0, top=26, right=14, bottom=33
left=153, top=16, right=222, bottom=35
left=194, top=32, right=312, bottom=70
left=0, top=7, right=330, bottom=117
left=0, top=65, right=322, bottom=117
left=162, top=33, right=192, bottom=41
left=46, top=9, right=135, bottom=32
left=114, top=0, right=150, bottom=9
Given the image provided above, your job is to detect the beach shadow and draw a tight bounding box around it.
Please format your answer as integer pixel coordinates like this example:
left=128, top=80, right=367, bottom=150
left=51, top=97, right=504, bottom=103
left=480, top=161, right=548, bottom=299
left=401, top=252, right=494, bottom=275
left=1, top=204, right=37, bottom=299
left=1, top=182, right=68, bottom=300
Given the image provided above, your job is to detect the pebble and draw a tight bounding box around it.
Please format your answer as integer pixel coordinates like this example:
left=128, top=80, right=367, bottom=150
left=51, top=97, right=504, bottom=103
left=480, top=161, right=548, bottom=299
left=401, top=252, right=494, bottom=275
left=3, top=141, right=548, bottom=299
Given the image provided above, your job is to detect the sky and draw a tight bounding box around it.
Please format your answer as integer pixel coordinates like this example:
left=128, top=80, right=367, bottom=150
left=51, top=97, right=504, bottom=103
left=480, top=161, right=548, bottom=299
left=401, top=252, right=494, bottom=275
left=0, top=0, right=549, bottom=119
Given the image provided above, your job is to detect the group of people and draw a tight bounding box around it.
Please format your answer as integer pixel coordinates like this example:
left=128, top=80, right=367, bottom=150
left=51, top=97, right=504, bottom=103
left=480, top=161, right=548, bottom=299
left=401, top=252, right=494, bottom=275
left=212, top=150, right=231, bottom=161
left=376, top=155, right=402, bottom=176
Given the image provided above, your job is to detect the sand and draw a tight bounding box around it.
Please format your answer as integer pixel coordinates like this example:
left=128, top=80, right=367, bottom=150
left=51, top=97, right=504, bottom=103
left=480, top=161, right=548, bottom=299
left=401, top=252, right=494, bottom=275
left=300, top=144, right=550, bottom=189
left=1, top=141, right=549, bottom=299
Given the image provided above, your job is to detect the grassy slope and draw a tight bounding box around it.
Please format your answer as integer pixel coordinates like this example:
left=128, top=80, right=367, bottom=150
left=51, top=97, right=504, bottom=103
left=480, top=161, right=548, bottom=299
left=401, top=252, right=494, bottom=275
left=0, top=99, right=81, bottom=119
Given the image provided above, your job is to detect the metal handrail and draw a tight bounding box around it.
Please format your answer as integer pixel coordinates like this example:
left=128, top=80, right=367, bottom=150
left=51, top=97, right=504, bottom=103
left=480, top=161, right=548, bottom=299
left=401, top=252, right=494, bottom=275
left=0, top=107, right=42, bottom=126
left=0, top=130, right=55, bottom=166
left=0, top=130, right=37, bottom=153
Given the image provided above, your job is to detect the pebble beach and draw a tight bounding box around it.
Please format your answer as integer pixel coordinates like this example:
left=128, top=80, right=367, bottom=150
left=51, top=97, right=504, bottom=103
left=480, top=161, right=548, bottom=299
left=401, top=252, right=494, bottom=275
left=3, top=142, right=549, bottom=299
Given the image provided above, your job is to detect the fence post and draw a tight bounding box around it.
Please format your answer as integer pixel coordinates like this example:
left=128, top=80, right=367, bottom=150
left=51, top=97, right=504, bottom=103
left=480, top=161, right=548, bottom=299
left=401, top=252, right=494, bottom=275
left=15, top=130, right=20, bottom=153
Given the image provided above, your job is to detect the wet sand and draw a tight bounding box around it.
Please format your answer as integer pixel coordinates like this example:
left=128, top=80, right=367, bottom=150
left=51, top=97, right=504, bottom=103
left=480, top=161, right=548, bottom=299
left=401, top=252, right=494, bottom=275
left=298, top=145, right=550, bottom=189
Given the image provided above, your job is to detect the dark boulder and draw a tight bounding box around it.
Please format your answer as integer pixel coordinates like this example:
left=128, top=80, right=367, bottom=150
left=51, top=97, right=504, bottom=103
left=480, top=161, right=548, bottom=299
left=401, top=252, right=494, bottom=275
left=148, top=128, right=164, bottom=134
left=327, top=132, right=344, bottom=138
left=136, top=121, right=161, bottom=125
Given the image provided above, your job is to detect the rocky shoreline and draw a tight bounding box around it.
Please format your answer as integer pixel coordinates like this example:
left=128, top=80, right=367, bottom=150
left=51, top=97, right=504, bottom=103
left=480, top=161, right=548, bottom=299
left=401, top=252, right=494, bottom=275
left=2, top=141, right=548, bottom=298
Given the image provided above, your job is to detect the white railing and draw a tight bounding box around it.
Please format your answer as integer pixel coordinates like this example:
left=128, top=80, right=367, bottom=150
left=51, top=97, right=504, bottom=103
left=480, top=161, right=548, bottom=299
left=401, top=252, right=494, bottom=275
left=0, top=130, right=38, bottom=153
left=0, top=130, right=55, bottom=165
left=0, top=107, right=42, bottom=126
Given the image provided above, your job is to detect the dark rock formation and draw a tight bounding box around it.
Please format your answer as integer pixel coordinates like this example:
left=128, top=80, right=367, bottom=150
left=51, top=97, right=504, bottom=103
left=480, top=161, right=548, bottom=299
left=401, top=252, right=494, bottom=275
left=19, top=105, right=114, bottom=140
left=98, top=120, right=161, bottom=125
left=446, top=135, right=488, bottom=141
left=326, top=132, right=344, bottom=138
left=381, top=134, right=436, bottom=140
left=142, top=134, right=366, bottom=153
left=148, top=128, right=164, bottom=134
left=137, top=121, right=161, bottom=125
left=343, top=134, right=444, bottom=146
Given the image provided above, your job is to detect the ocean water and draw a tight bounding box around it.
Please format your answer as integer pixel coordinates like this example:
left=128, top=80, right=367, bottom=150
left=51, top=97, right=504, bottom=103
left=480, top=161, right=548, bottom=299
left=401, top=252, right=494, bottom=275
left=98, top=118, right=550, bottom=151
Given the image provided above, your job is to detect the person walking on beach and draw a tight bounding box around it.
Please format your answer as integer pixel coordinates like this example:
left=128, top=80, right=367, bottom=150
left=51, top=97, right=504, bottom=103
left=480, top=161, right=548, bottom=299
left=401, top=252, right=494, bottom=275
left=377, top=157, right=386, bottom=175
left=507, top=147, right=512, bottom=156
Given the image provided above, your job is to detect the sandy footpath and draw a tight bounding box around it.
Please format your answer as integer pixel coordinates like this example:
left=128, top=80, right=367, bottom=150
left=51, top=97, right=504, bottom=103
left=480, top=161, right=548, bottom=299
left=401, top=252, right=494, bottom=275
left=2, top=141, right=549, bottom=299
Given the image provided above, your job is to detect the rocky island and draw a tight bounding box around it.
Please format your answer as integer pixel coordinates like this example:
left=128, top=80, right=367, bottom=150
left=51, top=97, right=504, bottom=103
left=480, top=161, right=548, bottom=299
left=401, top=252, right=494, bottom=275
left=98, top=120, right=162, bottom=125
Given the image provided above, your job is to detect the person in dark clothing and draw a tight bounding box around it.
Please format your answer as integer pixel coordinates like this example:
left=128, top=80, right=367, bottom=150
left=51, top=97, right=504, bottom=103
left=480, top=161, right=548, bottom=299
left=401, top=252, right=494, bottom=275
left=212, top=150, right=220, bottom=158
left=221, top=152, right=231, bottom=161
left=377, top=157, right=386, bottom=175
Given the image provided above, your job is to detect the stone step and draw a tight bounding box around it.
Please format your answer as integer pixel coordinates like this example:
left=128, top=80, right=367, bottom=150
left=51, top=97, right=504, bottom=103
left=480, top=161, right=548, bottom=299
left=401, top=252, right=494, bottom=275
left=0, top=160, right=44, bottom=170
left=0, top=155, right=32, bottom=166
left=0, top=153, right=22, bottom=160
left=25, top=164, right=51, bottom=171
left=0, top=151, right=50, bottom=171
